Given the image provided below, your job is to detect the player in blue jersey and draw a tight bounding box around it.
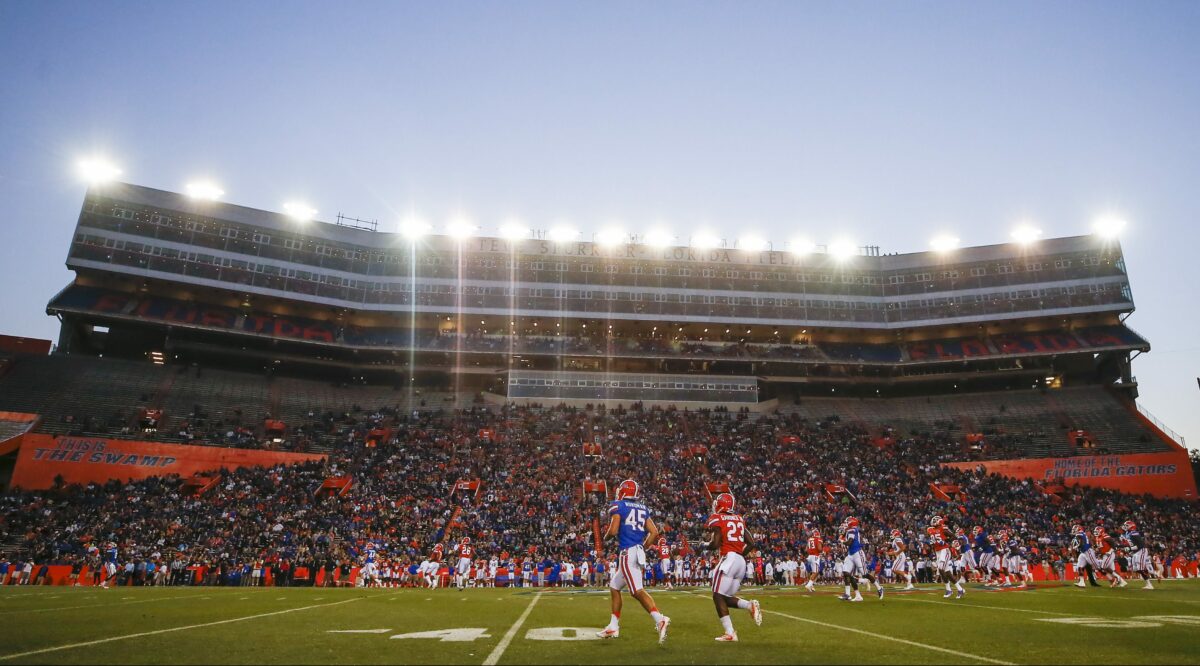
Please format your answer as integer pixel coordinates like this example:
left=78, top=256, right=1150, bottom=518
left=100, top=541, right=119, bottom=589
left=1072, top=524, right=1102, bottom=588
left=972, top=526, right=997, bottom=586
left=954, top=528, right=974, bottom=597
left=596, top=479, right=671, bottom=644
left=1120, top=520, right=1154, bottom=590
left=838, top=517, right=883, bottom=602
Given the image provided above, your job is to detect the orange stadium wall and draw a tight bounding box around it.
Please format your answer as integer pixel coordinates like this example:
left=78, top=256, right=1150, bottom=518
left=943, top=451, right=1197, bottom=499
left=10, top=434, right=326, bottom=490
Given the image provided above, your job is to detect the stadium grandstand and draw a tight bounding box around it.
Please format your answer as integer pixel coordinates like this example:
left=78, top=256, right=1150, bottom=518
left=0, top=181, right=1195, bottom=594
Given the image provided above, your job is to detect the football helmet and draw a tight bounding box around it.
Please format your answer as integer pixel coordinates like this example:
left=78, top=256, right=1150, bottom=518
left=843, top=516, right=860, bottom=530
left=615, top=479, right=640, bottom=501
left=712, top=492, right=736, bottom=514
left=1122, top=520, right=1137, bottom=532
left=972, top=525, right=983, bottom=536
left=930, top=515, right=944, bottom=528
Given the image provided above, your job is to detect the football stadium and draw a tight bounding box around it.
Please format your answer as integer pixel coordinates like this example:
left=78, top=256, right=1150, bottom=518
left=4, top=4, right=1200, bottom=665
left=0, top=180, right=1197, bottom=665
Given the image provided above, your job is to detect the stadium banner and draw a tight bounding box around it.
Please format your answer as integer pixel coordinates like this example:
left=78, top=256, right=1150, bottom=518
left=10, top=434, right=326, bottom=490
left=943, top=450, right=1197, bottom=499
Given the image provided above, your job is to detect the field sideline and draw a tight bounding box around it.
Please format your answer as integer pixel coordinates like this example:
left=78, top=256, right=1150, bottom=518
left=1, top=581, right=1198, bottom=664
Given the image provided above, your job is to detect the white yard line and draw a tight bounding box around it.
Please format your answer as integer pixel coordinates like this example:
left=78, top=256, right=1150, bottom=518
left=0, top=597, right=362, bottom=661
left=763, top=609, right=1015, bottom=665
left=482, top=592, right=543, bottom=666
left=891, top=596, right=1076, bottom=616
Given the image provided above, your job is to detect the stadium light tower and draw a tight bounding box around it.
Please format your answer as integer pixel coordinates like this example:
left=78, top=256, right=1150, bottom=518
left=446, top=215, right=477, bottom=241
left=398, top=214, right=432, bottom=241
left=829, top=238, right=858, bottom=260
left=1093, top=214, right=1127, bottom=239
left=282, top=201, right=318, bottom=222
left=76, top=157, right=122, bottom=184
left=185, top=181, right=225, bottom=201
left=595, top=226, right=627, bottom=247
left=930, top=234, right=961, bottom=253
left=1011, top=223, right=1042, bottom=245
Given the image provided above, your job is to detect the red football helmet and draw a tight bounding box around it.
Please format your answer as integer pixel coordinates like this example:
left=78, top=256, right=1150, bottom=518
left=810, top=528, right=821, bottom=537
left=1122, top=520, right=1137, bottom=532
left=712, top=492, right=736, bottom=514
left=1092, top=526, right=1106, bottom=537
left=1071, top=524, right=1084, bottom=536
left=890, top=529, right=902, bottom=538
left=930, top=515, right=944, bottom=528
left=461, top=537, right=471, bottom=545
left=843, top=516, right=860, bottom=530
left=615, top=479, right=639, bottom=501
left=972, top=525, right=983, bottom=536
left=955, top=527, right=966, bottom=537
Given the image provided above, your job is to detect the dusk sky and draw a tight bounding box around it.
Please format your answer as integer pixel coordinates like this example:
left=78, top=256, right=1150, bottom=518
left=1, top=1, right=1196, bottom=447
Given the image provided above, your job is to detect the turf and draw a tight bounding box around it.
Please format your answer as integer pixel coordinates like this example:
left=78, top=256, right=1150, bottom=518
left=1, top=581, right=1198, bottom=664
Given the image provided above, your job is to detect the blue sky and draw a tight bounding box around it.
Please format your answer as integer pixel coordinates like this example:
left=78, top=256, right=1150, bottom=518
left=1, top=1, right=1197, bottom=446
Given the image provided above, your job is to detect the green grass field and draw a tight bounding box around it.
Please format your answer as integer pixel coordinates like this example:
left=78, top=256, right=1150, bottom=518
left=1, top=581, right=1198, bottom=664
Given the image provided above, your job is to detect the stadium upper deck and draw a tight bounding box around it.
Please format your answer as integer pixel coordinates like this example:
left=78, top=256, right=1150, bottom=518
left=64, top=183, right=1133, bottom=329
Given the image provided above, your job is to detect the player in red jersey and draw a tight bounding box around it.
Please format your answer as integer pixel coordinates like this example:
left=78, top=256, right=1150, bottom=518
left=428, top=543, right=444, bottom=589
left=454, top=537, right=475, bottom=590
left=926, top=515, right=962, bottom=598
left=655, top=536, right=673, bottom=589
left=704, top=492, right=762, bottom=642
left=803, top=527, right=823, bottom=592
left=1093, top=527, right=1128, bottom=588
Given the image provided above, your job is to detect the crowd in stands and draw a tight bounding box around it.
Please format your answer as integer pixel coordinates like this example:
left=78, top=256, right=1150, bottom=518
left=2, top=403, right=1197, bottom=587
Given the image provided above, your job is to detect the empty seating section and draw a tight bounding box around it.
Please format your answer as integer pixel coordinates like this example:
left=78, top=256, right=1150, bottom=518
left=778, top=387, right=1171, bottom=457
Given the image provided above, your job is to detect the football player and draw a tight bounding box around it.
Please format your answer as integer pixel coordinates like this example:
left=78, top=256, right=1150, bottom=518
left=1120, top=521, right=1154, bottom=590
left=1093, top=527, right=1127, bottom=588
left=888, top=529, right=915, bottom=590
left=839, top=516, right=883, bottom=602
left=804, top=527, right=823, bottom=592
left=595, top=480, right=671, bottom=644
left=705, top=492, right=763, bottom=641
left=454, top=537, right=474, bottom=590
left=927, top=516, right=961, bottom=598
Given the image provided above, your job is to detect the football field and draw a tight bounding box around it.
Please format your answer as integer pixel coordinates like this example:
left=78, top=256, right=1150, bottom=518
left=1, top=581, right=1198, bottom=664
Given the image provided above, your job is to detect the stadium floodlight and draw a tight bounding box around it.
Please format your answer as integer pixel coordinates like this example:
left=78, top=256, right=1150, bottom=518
left=185, top=181, right=224, bottom=201
left=77, top=157, right=122, bottom=184
left=499, top=219, right=530, bottom=240
left=691, top=231, right=720, bottom=249
left=788, top=237, right=816, bottom=256
left=446, top=215, right=477, bottom=241
left=644, top=229, right=674, bottom=248
left=595, top=226, right=627, bottom=247
left=829, top=238, right=857, bottom=259
left=1011, top=223, right=1042, bottom=245
left=737, top=235, right=768, bottom=252
left=930, top=234, right=960, bottom=253
left=548, top=226, right=579, bottom=243
left=282, top=201, right=318, bottom=222
left=398, top=214, right=432, bottom=241
left=1092, top=214, right=1127, bottom=239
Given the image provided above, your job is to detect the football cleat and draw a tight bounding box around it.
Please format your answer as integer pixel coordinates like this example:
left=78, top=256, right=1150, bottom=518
left=715, top=633, right=739, bottom=642
left=750, top=599, right=762, bottom=626
left=837, top=594, right=851, bottom=601
left=596, top=627, right=619, bottom=639
left=955, top=589, right=965, bottom=599
left=1075, top=580, right=1087, bottom=588
left=850, top=594, right=863, bottom=602
left=877, top=586, right=885, bottom=600
left=656, top=616, right=671, bottom=644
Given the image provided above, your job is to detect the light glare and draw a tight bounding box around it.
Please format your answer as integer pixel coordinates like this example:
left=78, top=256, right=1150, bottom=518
left=549, top=226, right=578, bottom=243
left=595, top=227, right=627, bottom=247
left=644, top=229, right=674, bottom=248
left=1011, top=224, right=1042, bottom=245
left=738, top=235, right=767, bottom=252
left=930, top=235, right=960, bottom=252
left=77, top=157, right=122, bottom=184
left=185, top=181, right=224, bottom=201
left=691, top=231, right=720, bottom=249
left=829, top=239, right=857, bottom=259
left=1093, top=215, right=1127, bottom=239
left=282, top=201, right=317, bottom=222
left=398, top=215, right=432, bottom=240
left=499, top=219, right=529, bottom=240
left=446, top=216, right=477, bottom=240
left=789, top=238, right=816, bottom=255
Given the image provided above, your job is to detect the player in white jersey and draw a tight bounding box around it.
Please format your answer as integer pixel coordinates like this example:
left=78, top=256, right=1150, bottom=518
left=487, top=557, right=499, bottom=587
left=887, top=529, right=914, bottom=590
